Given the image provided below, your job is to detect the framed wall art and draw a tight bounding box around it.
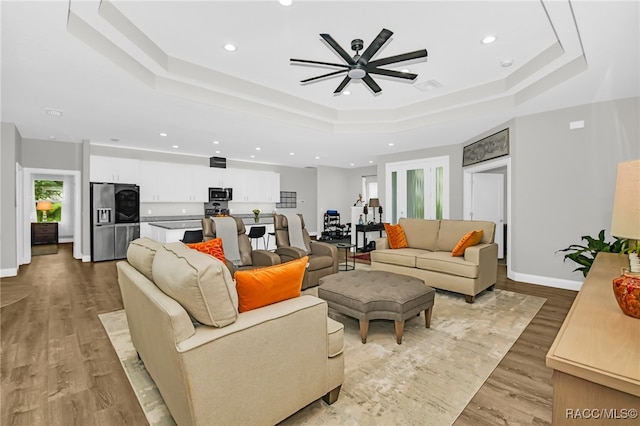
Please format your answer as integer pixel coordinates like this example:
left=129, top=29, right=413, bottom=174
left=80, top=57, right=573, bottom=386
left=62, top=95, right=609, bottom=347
left=463, top=128, right=510, bottom=167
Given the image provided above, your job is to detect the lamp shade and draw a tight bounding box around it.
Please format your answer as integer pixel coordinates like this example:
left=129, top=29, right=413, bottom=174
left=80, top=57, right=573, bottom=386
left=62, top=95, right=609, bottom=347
left=611, top=159, right=640, bottom=240
left=36, top=201, right=52, bottom=211
left=368, top=198, right=380, bottom=208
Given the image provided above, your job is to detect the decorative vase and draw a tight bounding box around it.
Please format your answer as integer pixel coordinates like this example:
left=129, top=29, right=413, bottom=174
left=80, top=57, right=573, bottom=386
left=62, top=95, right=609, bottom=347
left=254, top=214, right=259, bottom=223
left=612, top=271, right=640, bottom=319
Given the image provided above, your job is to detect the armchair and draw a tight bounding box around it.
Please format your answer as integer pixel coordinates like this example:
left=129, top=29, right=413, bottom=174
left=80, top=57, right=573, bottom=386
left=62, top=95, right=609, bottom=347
left=202, top=217, right=280, bottom=275
left=273, top=214, right=338, bottom=290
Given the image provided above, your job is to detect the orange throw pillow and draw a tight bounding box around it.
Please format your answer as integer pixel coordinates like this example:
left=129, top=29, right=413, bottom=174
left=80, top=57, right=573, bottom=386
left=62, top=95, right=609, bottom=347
left=451, top=230, right=484, bottom=256
left=384, top=223, right=408, bottom=249
left=235, top=256, right=308, bottom=313
left=186, top=238, right=226, bottom=263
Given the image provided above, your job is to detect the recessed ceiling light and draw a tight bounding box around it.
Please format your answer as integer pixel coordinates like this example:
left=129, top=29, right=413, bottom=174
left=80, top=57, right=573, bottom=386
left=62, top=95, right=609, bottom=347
left=279, top=0, right=293, bottom=6
left=369, top=160, right=373, bottom=164
left=501, top=59, right=513, bottom=67
left=343, top=91, right=351, bottom=96
left=256, top=147, right=261, bottom=151
left=482, top=35, right=497, bottom=44
left=48, top=136, right=56, bottom=140
left=315, top=156, right=320, bottom=160
left=388, top=143, right=394, bottom=146
left=172, top=145, right=179, bottom=149
left=215, top=150, right=221, bottom=154
left=213, top=140, right=219, bottom=144
left=223, top=43, right=237, bottom=52
left=250, top=154, right=255, bottom=158
left=160, top=132, right=167, bottom=137
left=289, top=152, right=295, bottom=156
left=350, top=163, right=355, bottom=166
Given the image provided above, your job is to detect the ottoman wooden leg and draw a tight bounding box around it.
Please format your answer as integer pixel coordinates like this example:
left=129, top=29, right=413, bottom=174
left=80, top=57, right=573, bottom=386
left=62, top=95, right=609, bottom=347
left=394, top=320, right=405, bottom=344
left=359, top=319, right=369, bottom=343
left=425, top=306, right=433, bottom=328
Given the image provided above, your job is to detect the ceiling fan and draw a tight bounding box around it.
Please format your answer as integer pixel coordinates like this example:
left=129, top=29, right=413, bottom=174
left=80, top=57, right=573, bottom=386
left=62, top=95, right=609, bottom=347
left=290, top=28, right=428, bottom=95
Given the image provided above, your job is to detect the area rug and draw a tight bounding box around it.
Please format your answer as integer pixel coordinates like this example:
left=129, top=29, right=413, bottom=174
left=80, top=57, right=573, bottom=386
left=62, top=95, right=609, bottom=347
left=99, top=289, right=545, bottom=426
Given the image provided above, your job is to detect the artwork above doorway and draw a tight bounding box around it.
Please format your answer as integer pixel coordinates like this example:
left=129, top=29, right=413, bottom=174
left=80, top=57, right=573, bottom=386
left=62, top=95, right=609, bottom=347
left=463, top=128, right=510, bottom=167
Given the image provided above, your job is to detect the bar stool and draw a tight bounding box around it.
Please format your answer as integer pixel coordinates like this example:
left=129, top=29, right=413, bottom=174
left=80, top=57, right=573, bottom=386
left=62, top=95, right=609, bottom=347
left=248, top=226, right=266, bottom=250
left=266, top=231, right=276, bottom=251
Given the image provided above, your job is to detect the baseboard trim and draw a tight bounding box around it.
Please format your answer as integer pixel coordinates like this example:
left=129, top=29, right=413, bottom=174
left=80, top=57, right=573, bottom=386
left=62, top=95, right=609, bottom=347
left=1, top=267, right=18, bottom=278
left=508, top=270, right=583, bottom=291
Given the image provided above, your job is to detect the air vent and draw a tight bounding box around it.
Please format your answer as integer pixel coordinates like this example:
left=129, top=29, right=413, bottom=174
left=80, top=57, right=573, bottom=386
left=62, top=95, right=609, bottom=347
left=45, top=108, right=63, bottom=117
left=414, top=80, right=442, bottom=92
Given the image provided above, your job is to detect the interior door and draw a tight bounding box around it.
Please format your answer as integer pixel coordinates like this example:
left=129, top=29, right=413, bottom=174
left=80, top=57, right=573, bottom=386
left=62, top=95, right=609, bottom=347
left=471, top=173, right=504, bottom=258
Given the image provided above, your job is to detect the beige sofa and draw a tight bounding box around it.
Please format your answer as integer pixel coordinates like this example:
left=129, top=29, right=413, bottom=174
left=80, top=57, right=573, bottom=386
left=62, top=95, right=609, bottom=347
left=371, top=219, right=498, bottom=303
left=117, top=238, right=344, bottom=425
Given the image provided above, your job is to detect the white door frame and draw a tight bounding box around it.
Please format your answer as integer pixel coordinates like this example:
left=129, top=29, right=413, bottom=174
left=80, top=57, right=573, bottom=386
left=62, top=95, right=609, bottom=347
left=463, top=157, right=511, bottom=274
left=21, top=168, right=82, bottom=265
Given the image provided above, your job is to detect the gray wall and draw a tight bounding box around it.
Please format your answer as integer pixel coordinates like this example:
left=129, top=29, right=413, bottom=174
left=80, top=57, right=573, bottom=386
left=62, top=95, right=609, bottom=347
left=512, top=97, right=639, bottom=282
left=21, top=138, right=82, bottom=170
left=1, top=123, right=21, bottom=274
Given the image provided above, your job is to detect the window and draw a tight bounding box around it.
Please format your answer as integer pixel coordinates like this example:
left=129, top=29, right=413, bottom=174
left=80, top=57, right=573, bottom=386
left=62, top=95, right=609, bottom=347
left=34, top=180, right=63, bottom=222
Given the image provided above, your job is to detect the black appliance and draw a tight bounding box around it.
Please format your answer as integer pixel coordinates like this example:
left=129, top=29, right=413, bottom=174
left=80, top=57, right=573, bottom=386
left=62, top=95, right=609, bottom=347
left=209, top=187, right=233, bottom=201
left=90, top=182, right=140, bottom=262
left=204, top=201, right=230, bottom=217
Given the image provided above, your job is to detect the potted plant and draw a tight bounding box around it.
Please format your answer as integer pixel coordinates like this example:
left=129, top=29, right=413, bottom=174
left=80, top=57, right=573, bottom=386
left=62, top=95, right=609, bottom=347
left=557, top=230, right=630, bottom=277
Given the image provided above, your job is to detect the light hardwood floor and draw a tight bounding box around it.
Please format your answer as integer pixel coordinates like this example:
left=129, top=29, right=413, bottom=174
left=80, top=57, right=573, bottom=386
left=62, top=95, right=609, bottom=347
left=1, top=244, right=576, bottom=425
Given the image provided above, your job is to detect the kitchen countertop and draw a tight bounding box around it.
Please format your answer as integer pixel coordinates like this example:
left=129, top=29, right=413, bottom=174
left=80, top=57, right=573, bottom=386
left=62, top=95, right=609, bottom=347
left=148, top=220, right=203, bottom=230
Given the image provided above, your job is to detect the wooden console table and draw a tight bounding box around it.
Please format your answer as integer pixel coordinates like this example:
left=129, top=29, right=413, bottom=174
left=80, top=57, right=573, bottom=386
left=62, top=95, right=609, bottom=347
left=546, top=252, right=640, bottom=425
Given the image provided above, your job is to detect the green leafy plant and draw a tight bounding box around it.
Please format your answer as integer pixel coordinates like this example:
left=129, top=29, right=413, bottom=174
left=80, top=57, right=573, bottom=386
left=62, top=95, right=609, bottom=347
left=557, top=230, right=630, bottom=277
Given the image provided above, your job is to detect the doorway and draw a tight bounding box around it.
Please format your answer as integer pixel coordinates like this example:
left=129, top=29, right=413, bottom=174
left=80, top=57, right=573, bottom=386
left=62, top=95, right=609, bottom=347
left=463, top=158, right=511, bottom=264
left=21, top=168, right=82, bottom=265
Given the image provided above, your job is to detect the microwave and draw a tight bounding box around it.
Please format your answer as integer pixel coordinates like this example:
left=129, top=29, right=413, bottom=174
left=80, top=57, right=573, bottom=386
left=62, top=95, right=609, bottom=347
left=209, top=187, right=233, bottom=201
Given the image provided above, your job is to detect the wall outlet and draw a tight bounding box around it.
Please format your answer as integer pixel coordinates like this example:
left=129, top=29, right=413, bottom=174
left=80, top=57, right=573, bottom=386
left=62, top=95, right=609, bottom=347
left=147, top=209, right=152, bottom=214
left=182, top=209, right=186, bottom=214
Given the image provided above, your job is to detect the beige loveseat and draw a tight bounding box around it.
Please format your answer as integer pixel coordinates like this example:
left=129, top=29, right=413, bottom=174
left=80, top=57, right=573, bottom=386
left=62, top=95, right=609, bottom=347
left=117, top=238, right=344, bottom=425
left=371, top=219, right=498, bottom=303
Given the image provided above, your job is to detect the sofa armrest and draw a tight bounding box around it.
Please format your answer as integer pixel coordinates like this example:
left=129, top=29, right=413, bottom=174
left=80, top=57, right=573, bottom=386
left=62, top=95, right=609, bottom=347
left=275, top=246, right=308, bottom=262
left=310, top=241, right=338, bottom=260
left=375, top=237, right=390, bottom=250
left=250, top=249, right=281, bottom=266
left=464, top=242, right=498, bottom=287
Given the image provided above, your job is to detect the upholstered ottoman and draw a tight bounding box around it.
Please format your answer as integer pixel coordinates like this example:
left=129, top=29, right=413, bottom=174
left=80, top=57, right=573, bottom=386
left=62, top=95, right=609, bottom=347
left=318, top=270, right=435, bottom=344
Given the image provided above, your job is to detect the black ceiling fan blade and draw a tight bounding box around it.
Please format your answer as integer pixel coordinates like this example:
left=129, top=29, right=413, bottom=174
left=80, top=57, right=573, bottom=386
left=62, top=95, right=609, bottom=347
left=362, top=75, right=382, bottom=93
left=358, top=28, right=393, bottom=64
left=301, top=69, right=348, bottom=83
left=320, top=34, right=356, bottom=65
left=368, top=49, right=428, bottom=68
left=333, top=76, right=352, bottom=94
left=368, top=68, right=418, bottom=80
left=290, top=58, right=350, bottom=68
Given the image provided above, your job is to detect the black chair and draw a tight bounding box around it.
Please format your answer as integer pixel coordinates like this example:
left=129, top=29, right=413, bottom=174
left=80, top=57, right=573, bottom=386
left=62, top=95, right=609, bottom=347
left=181, top=229, right=203, bottom=244
left=248, top=226, right=266, bottom=250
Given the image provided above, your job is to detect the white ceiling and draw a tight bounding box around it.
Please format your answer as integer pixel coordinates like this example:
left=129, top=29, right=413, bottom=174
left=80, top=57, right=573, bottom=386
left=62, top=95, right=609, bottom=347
left=2, top=0, right=638, bottom=168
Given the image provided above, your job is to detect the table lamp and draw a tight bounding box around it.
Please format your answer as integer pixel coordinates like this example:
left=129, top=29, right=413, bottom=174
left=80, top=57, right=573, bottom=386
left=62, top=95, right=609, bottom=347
left=610, top=159, right=640, bottom=319
left=369, top=198, right=380, bottom=223
left=37, top=200, right=52, bottom=222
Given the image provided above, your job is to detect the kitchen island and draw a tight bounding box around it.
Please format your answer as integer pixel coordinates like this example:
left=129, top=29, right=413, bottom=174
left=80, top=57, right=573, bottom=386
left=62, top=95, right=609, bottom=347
left=148, top=220, right=203, bottom=243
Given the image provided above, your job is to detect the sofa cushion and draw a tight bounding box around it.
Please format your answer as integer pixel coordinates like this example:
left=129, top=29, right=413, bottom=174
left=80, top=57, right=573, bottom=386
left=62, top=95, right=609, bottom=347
left=451, top=230, right=483, bottom=256
left=327, top=317, right=344, bottom=358
left=370, top=248, right=426, bottom=268
left=399, top=218, right=440, bottom=251
left=437, top=220, right=495, bottom=251
left=416, top=251, right=479, bottom=279
left=186, top=238, right=226, bottom=263
left=235, top=256, right=308, bottom=313
left=152, top=242, right=238, bottom=327
left=383, top=223, right=408, bottom=249
left=127, top=237, right=164, bottom=282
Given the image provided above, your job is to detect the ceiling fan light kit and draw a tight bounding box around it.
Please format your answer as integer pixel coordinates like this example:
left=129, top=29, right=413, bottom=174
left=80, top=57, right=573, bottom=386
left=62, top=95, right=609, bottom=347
left=291, top=28, right=428, bottom=95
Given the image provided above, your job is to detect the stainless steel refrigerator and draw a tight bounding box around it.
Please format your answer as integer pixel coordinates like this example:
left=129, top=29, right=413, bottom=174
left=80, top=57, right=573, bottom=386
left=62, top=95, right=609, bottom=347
left=91, top=182, right=140, bottom=261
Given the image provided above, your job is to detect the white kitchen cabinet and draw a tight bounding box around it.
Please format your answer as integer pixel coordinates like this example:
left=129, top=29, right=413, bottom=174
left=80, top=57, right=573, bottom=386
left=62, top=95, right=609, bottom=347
left=208, top=167, right=230, bottom=188
left=139, top=161, right=208, bottom=202
left=229, top=169, right=280, bottom=203
left=90, top=156, right=140, bottom=184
